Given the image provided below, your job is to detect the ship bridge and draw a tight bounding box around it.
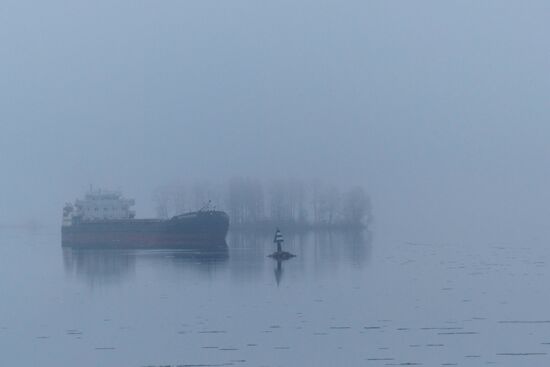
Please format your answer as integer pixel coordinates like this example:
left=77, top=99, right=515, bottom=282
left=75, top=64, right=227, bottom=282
left=73, top=189, right=136, bottom=221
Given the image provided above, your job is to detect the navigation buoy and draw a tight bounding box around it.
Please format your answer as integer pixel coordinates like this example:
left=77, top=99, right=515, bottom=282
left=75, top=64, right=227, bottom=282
left=268, top=228, right=296, bottom=260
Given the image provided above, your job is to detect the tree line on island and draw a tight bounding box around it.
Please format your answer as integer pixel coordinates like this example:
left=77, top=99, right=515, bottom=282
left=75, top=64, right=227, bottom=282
left=153, top=178, right=372, bottom=231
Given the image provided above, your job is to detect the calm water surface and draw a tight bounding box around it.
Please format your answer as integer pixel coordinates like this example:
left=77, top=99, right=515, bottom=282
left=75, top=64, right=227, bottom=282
left=1, top=228, right=550, bottom=366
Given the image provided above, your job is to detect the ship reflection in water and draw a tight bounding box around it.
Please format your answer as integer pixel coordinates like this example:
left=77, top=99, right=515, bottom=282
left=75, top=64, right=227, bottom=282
left=62, top=245, right=230, bottom=286
left=274, top=259, right=284, bottom=286
left=62, top=231, right=372, bottom=286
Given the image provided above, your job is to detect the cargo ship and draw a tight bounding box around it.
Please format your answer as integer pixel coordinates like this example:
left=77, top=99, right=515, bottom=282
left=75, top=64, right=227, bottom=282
left=62, top=189, right=229, bottom=249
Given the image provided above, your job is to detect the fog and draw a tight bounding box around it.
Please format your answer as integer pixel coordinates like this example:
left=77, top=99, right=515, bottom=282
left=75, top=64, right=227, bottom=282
left=1, top=1, right=549, bottom=242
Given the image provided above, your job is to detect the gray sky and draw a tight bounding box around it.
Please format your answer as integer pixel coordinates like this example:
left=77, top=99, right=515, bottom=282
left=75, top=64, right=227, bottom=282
left=1, top=1, right=549, bottom=241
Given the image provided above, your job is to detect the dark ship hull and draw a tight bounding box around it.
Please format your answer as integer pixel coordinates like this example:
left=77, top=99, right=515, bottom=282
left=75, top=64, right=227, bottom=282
left=62, top=211, right=229, bottom=249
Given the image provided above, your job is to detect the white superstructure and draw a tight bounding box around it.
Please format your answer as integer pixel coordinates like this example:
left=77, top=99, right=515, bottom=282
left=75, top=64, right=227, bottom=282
left=63, top=189, right=136, bottom=224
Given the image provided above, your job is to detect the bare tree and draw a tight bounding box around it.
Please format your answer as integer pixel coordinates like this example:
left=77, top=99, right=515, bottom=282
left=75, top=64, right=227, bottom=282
left=291, top=180, right=308, bottom=225
left=309, top=180, right=323, bottom=225
left=226, top=178, right=243, bottom=225
left=244, top=178, right=264, bottom=224
left=342, top=186, right=371, bottom=226
left=320, top=185, right=340, bottom=225
left=155, top=177, right=371, bottom=230
left=172, top=182, right=187, bottom=214
left=192, top=180, right=212, bottom=210
left=268, top=180, right=287, bottom=223
left=152, top=186, right=171, bottom=219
